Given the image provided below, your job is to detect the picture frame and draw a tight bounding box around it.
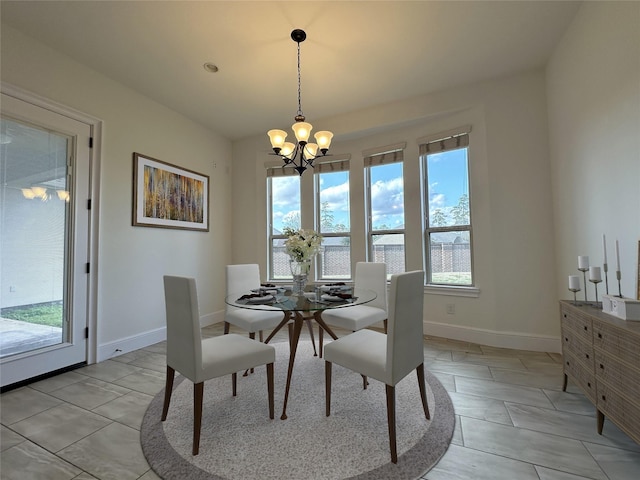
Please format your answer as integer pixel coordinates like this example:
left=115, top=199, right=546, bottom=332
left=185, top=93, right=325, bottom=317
left=132, top=152, right=209, bottom=231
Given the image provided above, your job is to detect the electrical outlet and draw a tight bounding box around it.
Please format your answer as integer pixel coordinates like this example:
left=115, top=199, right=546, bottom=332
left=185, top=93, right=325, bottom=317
left=446, top=304, right=455, bottom=315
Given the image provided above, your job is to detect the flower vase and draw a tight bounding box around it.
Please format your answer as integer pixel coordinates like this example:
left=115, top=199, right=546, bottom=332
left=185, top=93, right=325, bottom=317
left=290, top=260, right=311, bottom=295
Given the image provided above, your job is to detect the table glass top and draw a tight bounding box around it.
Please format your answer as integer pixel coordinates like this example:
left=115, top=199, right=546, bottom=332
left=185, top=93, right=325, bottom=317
left=225, top=284, right=376, bottom=312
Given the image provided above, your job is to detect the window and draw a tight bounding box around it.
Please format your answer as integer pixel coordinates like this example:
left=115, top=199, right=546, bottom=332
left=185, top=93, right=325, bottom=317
left=314, top=157, right=351, bottom=280
left=267, top=164, right=300, bottom=280
left=364, top=146, right=406, bottom=278
left=420, top=126, right=473, bottom=286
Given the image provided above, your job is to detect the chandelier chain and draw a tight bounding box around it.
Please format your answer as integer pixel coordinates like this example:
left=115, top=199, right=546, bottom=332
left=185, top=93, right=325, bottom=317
left=297, top=41, right=303, bottom=117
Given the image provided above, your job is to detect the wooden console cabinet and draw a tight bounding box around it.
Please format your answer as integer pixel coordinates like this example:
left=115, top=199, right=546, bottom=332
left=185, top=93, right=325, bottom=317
left=560, top=300, right=640, bottom=445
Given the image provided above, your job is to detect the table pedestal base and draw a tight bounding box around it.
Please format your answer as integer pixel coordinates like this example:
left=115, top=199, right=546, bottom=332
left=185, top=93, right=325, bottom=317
left=280, top=311, right=337, bottom=420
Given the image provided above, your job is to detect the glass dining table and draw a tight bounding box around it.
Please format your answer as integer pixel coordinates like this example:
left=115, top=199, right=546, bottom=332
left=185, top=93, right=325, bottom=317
left=225, top=285, right=376, bottom=420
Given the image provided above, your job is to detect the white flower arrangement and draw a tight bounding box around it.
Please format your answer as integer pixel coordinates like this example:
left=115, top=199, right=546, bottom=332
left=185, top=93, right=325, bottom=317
left=283, top=227, right=322, bottom=263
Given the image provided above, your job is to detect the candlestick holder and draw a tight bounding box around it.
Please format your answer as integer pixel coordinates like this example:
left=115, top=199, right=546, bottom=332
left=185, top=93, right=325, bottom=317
left=578, top=267, right=588, bottom=301
left=568, top=287, right=581, bottom=306
left=616, top=270, right=622, bottom=297
left=589, top=278, right=602, bottom=306
left=603, top=262, right=609, bottom=295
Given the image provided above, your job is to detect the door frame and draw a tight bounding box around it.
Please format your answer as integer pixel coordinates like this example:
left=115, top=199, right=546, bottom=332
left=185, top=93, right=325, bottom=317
left=1, top=82, right=101, bottom=368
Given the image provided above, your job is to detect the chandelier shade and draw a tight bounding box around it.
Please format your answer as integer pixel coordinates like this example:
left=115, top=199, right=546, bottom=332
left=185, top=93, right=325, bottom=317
left=267, top=29, right=333, bottom=176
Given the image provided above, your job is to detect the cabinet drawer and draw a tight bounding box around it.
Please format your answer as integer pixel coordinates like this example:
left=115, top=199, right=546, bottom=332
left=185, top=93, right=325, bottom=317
left=593, top=320, right=640, bottom=366
left=561, top=307, right=593, bottom=344
left=595, top=350, right=640, bottom=400
left=564, top=350, right=596, bottom=403
left=596, top=382, right=640, bottom=444
left=561, top=332, right=594, bottom=366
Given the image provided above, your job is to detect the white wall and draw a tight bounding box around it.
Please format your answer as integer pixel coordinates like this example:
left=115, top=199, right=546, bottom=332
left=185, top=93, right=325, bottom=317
left=547, top=2, right=640, bottom=302
left=1, top=25, right=234, bottom=360
left=232, top=70, right=561, bottom=352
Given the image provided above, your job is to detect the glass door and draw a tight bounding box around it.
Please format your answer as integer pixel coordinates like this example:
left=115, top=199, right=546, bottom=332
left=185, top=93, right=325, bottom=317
left=0, top=92, right=91, bottom=387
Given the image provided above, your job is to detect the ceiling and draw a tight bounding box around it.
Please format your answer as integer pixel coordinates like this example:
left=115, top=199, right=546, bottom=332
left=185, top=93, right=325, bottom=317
left=1, top=1, right=582, bottom=141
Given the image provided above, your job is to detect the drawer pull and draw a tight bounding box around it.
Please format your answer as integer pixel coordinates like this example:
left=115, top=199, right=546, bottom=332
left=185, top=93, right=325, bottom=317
left=600, top=364, right=604, bottom=369
left=585, top=354, right=590, bottom=359
left=587, top=382, right=591, bottom=387
left=563, top=314, right=567, bottom=318
left=566, top=361, right=570, bottom=366
left=602, top=395, right=606, bottom=401
left=598, top=333, right=602, bottom=339
left=565, top=337, right=568, bottom=342
left=584, top=326, right=588, bottom=331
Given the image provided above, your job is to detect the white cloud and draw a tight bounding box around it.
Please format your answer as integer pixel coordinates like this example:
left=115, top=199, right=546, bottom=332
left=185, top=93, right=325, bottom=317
left=370, top=177, right=404, bottom=226
left=430, top=193, right=445, bottom=208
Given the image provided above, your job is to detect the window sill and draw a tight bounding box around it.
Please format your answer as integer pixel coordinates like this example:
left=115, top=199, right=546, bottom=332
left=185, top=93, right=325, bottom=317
left=424, top=284, right=480, bottom=298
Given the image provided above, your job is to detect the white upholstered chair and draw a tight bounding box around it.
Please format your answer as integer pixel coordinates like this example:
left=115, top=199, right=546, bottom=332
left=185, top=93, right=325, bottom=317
left=323, top=270, right=429, bottom=464
left=319, top=262, right=388, bottom=357
left=162, top=275, right=275, bottom=455
left=224, top=264, right=286, bottom=342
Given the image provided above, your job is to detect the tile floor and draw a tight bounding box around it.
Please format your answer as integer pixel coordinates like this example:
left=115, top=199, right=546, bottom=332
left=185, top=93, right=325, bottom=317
left=2, top=323, right=640, bottom=480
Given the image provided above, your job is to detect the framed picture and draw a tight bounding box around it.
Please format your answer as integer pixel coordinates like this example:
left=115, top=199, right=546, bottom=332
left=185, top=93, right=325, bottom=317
left=132, top=153, right=209, bottom=231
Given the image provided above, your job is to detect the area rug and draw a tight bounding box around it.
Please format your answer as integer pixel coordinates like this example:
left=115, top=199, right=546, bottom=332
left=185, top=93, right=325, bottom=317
left=141, top=340, right=454, bottom=480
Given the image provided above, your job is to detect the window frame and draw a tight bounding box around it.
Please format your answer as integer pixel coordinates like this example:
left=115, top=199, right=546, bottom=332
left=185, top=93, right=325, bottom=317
left=420, top=127, right=475, bottom=288
left=266, top=165, right=301, bottom=281
left=364, top=153, right=406, bottom=279
left=313, top=159, right=352, bottom=281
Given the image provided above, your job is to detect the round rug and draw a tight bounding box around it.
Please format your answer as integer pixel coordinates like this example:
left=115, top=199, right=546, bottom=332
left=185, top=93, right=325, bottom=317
left=141, top=340, right=454, bottom=479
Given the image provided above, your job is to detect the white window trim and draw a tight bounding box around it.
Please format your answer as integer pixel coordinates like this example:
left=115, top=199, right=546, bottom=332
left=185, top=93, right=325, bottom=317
left=424, top=285, right=480, bottom=298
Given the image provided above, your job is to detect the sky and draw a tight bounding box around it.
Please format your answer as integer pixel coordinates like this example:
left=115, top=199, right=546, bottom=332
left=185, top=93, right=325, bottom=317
left=270, top=148, right=468, bottom=234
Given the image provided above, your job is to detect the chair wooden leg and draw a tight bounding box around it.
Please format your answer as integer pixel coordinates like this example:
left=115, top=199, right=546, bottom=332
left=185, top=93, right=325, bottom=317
left=193, top=382, right=204, bottom=455
left=416, top=363, right=431, bottom=420
left=362, top=374, right=368, bottom=389
left=383, top=318, right=388, bottom=334
left=161, top=366, right=175, bottom=421
left=306, top=319, right=318, bottom=356
left=232, top=372, right=237, bottom=397
left=223, top=321, right=230, bottom=334
left=385, top=384, right=398, bottom=464
left=259, top=330, right=264, bottom=342
left=267, top=363, right=275, bottom=419
left=319, top=326, right=324, bottom=358
left=325, top=361, right=332, bottom=416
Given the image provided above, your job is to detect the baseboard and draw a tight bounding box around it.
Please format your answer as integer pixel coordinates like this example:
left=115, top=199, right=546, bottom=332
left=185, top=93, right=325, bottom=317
left=97, top=327, right=166, bottom=362
left=424, top=321, right=562, bottom=353
left=97, top=310, right=225, bottom=362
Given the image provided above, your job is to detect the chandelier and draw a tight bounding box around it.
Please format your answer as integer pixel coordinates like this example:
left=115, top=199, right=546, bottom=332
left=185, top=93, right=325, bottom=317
left=267, top=29, right=333, bottom=176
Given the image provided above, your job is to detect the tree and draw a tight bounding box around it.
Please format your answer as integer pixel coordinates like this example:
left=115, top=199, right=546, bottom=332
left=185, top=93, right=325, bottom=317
left=320, top=201, right=334, bottom=232
left=282, top=211, right=301, bottom=231
left=430, top=208, right=447, bottom=227
left=451, top=194, right=470, bottom=225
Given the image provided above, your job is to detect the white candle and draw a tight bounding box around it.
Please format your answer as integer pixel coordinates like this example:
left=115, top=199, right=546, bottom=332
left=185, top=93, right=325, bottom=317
left=578, top=256, right=589, bottom=269
left=602, top=234, right=607, bottom=264
left=589, top=266, right=602, bottom=282
left=615, top=240, right=621, bottom=271
left=569, top=275, right=580, bottom=290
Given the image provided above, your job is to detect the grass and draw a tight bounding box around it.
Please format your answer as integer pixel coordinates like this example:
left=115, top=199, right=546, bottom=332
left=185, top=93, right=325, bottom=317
left=0, top=301, right=63, bottom=328
left=431, top=272, right=472, bottom=285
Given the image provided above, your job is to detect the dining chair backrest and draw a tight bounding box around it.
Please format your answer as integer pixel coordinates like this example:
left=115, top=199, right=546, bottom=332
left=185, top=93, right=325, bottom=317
left=226, top=263, right=261, bottom=310
left=163, top=275, right=202, bottom=383
left=385, top=270, right=425, bottom=386
left=226, top=263, right=260, bottom=295
left=354, top=262, right=387, bottom=312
